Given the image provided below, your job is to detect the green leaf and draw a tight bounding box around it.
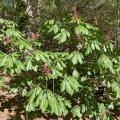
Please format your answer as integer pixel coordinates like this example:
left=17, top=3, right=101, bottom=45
left=91, top=42, right=95, bottom=50
left=61, top=76, right=80, bottom=95
left=0, top=55, right=8, bottom=66
left=53, top=24, right=59, bottom=34
left=81, top=104, right=86, bottom=113
left=69, top=77, right=80, bottom=91
left=10, top=88, right=18, bottom=93
left=61, top=80, right=66, bottom=92
left=103, top=45, right=107, bottom=52
left=70, top=52, right=83, bottom=65
left=94, top=41, right=101, bottom=50
left=47, top=91, right=60, bottom=115
left=35, top=51, right=40, bottom=61
left=26, top=103, right=35, bottom=112
left=49, top=20, right=54, bottom=25
left=34, top=91, right=44, bottom=107
left=64, top=100, right=71, bottom=108
left=39, top=53, right=47, bottom=62
left=22, top=88, right=27, bottom=96
left=71, top=105, right=82, bottom=118
left=54, top=29, right=70, bottom=43
left=85, top=44, right=92, bottom=55
left=72, top=55, right=78, bottom=64
left=98, top=54, right=114, bottom=73
left=108, top=103, right=114, bottom=110
left=98, top=103, right=105, bottom=113
left=40, top=93, right=48, bottom=112
left=57, top=61, right=63, bottom=70
left=75, top=25, right=89, bottom=35
left=77, top=53, right=83, bottom=64
left=72, top=69, right=79, bottom=78
left=60, top=31, right=67, bottom=42
left=66, top=81, right=73, bottom=95
left=26, top=60, right=33, bottom=71
left=57, top=96, right=67, bottom=115
left=54, top=33, right=61, bottom=39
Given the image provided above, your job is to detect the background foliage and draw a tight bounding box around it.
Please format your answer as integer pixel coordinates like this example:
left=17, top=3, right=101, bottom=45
left=0, top=0, right=120, bottom=119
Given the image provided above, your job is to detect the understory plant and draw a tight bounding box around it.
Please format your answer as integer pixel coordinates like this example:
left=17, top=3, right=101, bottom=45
left=0, top=12, right=120, bottom=120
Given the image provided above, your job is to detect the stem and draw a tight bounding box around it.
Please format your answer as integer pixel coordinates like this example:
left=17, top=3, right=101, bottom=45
left=46, top=79, right=48, bottom=90
left=53, top=80, right=54, bottom=93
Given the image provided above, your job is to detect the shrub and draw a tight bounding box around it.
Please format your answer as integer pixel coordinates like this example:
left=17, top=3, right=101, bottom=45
left=0, top=14, right=120, bottom=119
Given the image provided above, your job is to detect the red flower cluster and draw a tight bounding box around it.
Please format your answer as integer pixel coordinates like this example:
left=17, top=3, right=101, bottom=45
left=72, top=6, right=78, bottom=20
left=75, top=33, right=81, bottom=41
left=4, top=34, right=11, bottom=45
left=41, top=63, right=52, bottom=76
left=30, top=32, right=40, bottom=41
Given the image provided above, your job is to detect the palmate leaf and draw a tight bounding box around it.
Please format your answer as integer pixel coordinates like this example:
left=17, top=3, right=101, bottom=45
left=61, top=76, right=80, bottom=95
left=84, top=22, right=98, bottom=30
left=72, top=55, right=78, bottom=64
left=40, top=93, right=48, bottom=112
left=57, top=97, right=65, bottom=115
left=48, top=24, right=59, bottom=34
left=26, top=60, right=33, bottom=71
left=54, top=33, right=61, bottom=40
left=34, top=91, right=44, bottom=107
left=53, top=24, right=59, bottom=34
left=17, top=40, right=32, bottom=51
left=71, top=105, right=82, bottom=118
left=0, top=54, right=8, bottom=66
left=110, top=82, right=120, bottom=98
left=0, top=18, right=16, bottom=28
left=75, top=24, right=89, bottom=35
left=15, top=61, right=25, bottom=73
left=91, top=41, right=101, bottom=50
left=113, top=84, right=120, bottom=99
left=61, top=79, right=66, bottom=92
left=61, top=77, right=73, bottom=95
left=27, top=87, right=71, bottom=116
left=47, top=91, right=60, bottom=115
left=6, top=28, right=22, bottom=38
left=85, top=43, right=93, bottom=55
left=5, top=28, right=32, bottom=51
left=47, top=91, right=71, bottom=116
left=68, top=77, right=80, bottom=91
left=26, top=86, right=43, bottom=112
left=56, top=60, right=66, bottom=71
left=98, top=54, right=115, bottom=73
left=47, top=91, right=54, bottom=113
left=108, top=102, right=114, bottom=110
left=56, top=61, right=63, bottom=70
left=68, top=51, right=84, bottom=65
left=66, top=81, right=74, bottom=95
left=26, top=103, right=35, bottom=112
left=59, top=31, right=67, bottom=43
left=34, top=51, right=48, bottom=62
left=81, top=104, right=86, bottom=113
left=52, top=96, right=60, bottom=115
left=54, top=28, right=70, bottom=43
left=72, top=69, right=80, bottom=78
left=98, top=103, right=105, bottom=113
left=51, top=67, right=63, bottom=78
left=48, top=20, right=55, bottom=25
left=0, top=53, right=25, bottom=74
